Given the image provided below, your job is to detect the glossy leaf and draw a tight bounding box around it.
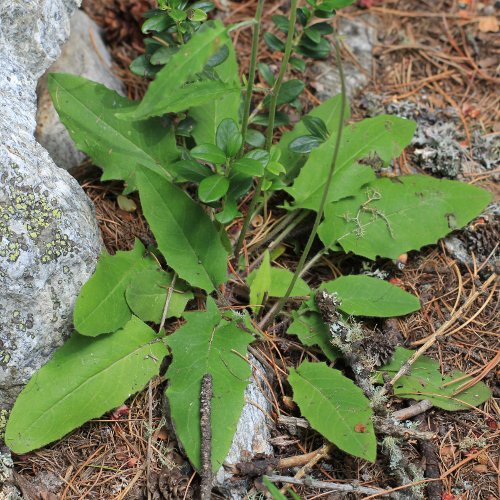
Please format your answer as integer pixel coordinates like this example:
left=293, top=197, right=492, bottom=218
left=263, top=80, right=305, bottom=108
left=264, top=32, right=285, bottom=52
left=277, top=94, right=350, bottom=181
left=191, top=144, right=227, bottom=164
left=289, top=362, right=377, bottom=461
left=48, top=74, right=178, bottom=192
left=287, top=115, right=416, bottom=211
left=375, top=348, right=492, bottom=411
left=245, top=128, right=266, bottom=147
left=216, top=118, right=243, bottom=157
left=198, top=174, right=230, bottom=203
left=74, top=240, right=158, bottom=336
left=136, top=169, right=228, bottom=291
left=125, top=269, right=193, bottom=322
left=118, top=21, right=227, bottom=120
left=289, top=135, right=323, bottom=154
left=169, top=159, right=211, bottom=182
left=322, top=275, right=420, bottom=317
left=165, top=302, right=254, bottom=470
left=232, top=157, right=265, bottom=177
left=303, top=115, right=329, bottom=140
left=319, top=175, right=492, bottom=259
left=6, top=316, right=167, bottom=454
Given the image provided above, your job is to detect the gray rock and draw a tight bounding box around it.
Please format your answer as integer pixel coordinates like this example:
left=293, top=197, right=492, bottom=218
left=310, top=15, right=377, bottom=100
left=36, top=10, right=125, bottom=171
left=0, top=0, right=101, bottom=418
left=214, top=356, right=274, bottom=499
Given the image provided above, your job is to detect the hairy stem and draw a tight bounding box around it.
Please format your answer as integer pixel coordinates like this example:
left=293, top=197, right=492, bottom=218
left=234, top=0, right=298, bottom=257
left=240, top=0, right=265, bottom=152
left=260, top=36, right=347, bottom=330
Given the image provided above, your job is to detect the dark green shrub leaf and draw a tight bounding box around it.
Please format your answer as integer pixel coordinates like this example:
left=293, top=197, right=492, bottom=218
left=289, top=56, right=306, bottom=71
left=245, top=128, right=266, bottom=147
left=130, top=54, right=161, bottom=77
left=304, top=27, right=322, bottom=43
left=119, top=21, right=227, bottom=120
left=168, top=9, right=187, bottom=21
left=232, top=157, right=265, bottom=177
left=125, top=269, right=193, bottom=322
left=297, top=37, right=331, bottom=59
left=375, top=348, right=492, bottom=410
left=289, top=362, right=376, bottom=461
left=288, top=311, right=338, bottom=361
left=142, top=14, right=170, bottom=33
left=191, top=144, right=227, bottom=164
left=263, top=80, right=305, bottom=108
left=198, top=174, right=230, bottom=202
left=277, top=94, right=350, bottom=181
left=5, top=316, right=167, bottom=454
left=309, top=22, right=334, bottom=35
left=150, top=46, right=178, bottom=65
left=252, top=111, right=290, bottom=127
left=216, top=118, right=243, bottom=157
left=287, top=115, right=416, bottom=211
left=258, top=62, right=275, bottom=86
left=289, top=135, right=323, bottom=154
left=188, top=8, right=208, bottom=21
left=137, top=169, right=228, bottom=291
left=74, top=240, right=158, bottom=336
left=319, top=175, right=492, bottom=259
left=302, top=115, right=329, bottom=139
left=206, top=44, right=230, bottom=68
left=245, top=148, right=271, bottom=167
left=215, top=198, right=241, bottom=224
left=272, top=14, right=290, bottom=33
left=165, top=302, right=254, bottom=470
left=48, top=74, right=178, bottom=192
left=264, top=32, right=286, bottom=52
left=321, top=275, right=420, bottom=317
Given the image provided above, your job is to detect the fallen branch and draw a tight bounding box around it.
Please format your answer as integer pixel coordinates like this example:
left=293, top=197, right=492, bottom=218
left=392, top=400, right=433, bottom=421
left=265, top=474, right=392, bottom=497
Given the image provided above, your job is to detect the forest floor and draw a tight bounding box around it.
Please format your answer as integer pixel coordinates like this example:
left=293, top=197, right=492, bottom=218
left=11, top=0, right=499, bottom=499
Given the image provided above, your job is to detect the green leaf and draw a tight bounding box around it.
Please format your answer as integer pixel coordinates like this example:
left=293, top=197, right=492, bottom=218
left=136, top=169, right=228, bottom=291
left=125, top=269, right=193, bottom=322
left=232, top=157, right=265, bottom=177
left=276, top=94, right=350, bottom=181
left=145, top=80, right=238, bottom=115
left=191, top=144, right=227, bottom=164
left=165, top=303, right=254, bottom=470
left=303, top=115, right=329, bottom=140
left=169, top=159, right=212, bottom=182
left=168, top=8, right=187, bottom=21
left=48, top=74, right=178, bottom=192
left=263, top=80, right=305, bottom=108
left=245, top=128, right=266, bottom=147
left=215, top=198, right=241, bottom=224
left=74, top=240, right=158, bottom=336
left=190, top=34, right=241, bottom=145
left=322, top=275, right=420, bottom=317
left=189, top=8, right=208, bottom=22
left=289, top=362, right=376, bottom=461
left=198, top=174, right=230, bottom=203
left=375, top=348, right=492, bottom=411
left=262, top=477, right=288, bottom=499
left=258, top=63, right=275, bottom=86
left=264, top=32, right=285, bottom=52
left=5, top=316, right=167, bottom=454
left=247, top=265, right=310, bottom=300
left=142, top=14, right=171, bottom=33
left=249, top=250, right=271, bottom=310
left=288, top=311, right=339, bottom=361
left=119, top=21, right=227, bottom=120
left=216, top=118, right=243, bottom=157
left=319, top=175, right=492, bottom=259
left=288, top=135, right=323, bottom=154
left=287, top=115, right=416, bottom=211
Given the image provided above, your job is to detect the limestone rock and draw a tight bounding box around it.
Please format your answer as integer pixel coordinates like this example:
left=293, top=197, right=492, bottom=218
left=0, top=0, right=101, bottom=416
left=310, top=15, right=377, bottom=99
left=36, top=10, right=125, bottom=171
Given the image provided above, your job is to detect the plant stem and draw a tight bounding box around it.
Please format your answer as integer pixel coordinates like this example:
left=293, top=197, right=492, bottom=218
left=234, top=0, right=298, bottom=257
left=240, top=0, right=264, bottom=152
left=260, top=36, right=347, bottom=330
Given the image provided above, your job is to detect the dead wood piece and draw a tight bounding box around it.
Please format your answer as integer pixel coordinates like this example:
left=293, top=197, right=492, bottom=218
left=392, top=400, right=434, bottom=421
left=265, top=474, right=393, bottom=497
left=200, top=374, right=213, bottom=500
left=417, top=419, right=442, bottom=500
